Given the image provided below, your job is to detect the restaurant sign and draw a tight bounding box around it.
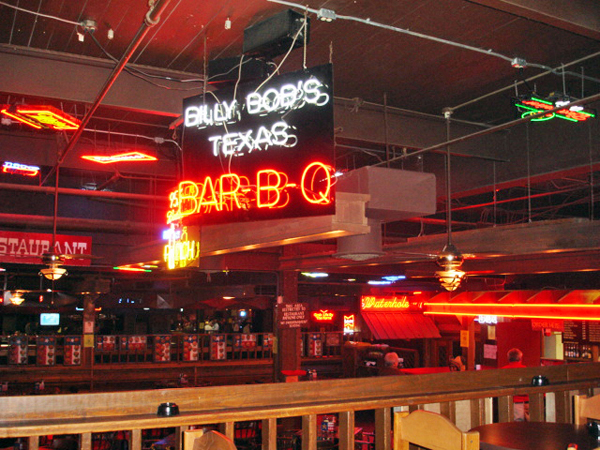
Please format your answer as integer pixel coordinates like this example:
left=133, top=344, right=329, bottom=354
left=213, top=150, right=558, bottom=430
left=360, top=295, right=423, bottom=312
left=278, top=302, right=308, bottom=328
left=0, top=230, right=92, bottom=265
left=171, top=64, right=335, bottom=226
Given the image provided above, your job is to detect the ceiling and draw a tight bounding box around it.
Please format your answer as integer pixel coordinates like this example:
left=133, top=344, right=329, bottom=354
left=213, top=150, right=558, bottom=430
left=0, top=0, right=599, bottom=305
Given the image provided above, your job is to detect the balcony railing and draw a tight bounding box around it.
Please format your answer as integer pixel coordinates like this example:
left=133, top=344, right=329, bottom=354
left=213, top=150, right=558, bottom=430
left=0, top=362, right=598, bottom=450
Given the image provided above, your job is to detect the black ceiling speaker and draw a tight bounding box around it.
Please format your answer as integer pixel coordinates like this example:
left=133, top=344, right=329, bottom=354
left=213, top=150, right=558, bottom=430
left=243, top=9, right=310, bottom=59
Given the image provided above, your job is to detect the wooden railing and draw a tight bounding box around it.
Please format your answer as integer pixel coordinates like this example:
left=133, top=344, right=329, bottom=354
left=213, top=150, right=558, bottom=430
left=1, top=362, right=599, bottom=450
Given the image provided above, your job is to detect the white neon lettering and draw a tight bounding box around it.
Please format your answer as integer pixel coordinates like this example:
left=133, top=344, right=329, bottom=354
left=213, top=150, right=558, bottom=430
left=185, top=101, right=238, bottom=129
left=208, top=121, right=297, bottom=158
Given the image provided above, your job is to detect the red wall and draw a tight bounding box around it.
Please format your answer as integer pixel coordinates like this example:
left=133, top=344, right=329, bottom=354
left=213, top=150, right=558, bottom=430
left=496, top=321, right=541, bottom=367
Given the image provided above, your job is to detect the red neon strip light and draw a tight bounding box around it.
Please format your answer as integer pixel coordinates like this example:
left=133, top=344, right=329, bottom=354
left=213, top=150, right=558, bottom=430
left=1, top=109, right=42, bottom=129
left=424, top=302, right=600, bottom=321
left=1, top=106, right=80, bottom=130
left=81, top=152, right=158, bottom=164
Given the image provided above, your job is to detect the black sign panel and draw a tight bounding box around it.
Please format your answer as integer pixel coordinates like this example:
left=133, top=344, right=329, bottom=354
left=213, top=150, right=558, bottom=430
left=177, top=64, right=334, bottom=226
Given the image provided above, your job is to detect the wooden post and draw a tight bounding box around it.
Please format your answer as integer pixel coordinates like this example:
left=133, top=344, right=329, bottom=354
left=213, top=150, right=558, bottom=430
left=302, top=414, right=317, bottom=450
left=262, top=418, right=277, bottom=450
left=276, top=271, right=302, bottom=382
left=375, top=407, right=391, bottom=450
left=338, top=411, right=355, bottom=450
left=461, top=317, right=476, bottom=371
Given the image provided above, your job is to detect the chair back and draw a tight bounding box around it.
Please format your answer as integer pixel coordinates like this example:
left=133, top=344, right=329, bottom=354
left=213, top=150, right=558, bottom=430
left=574, top=394, right=600, bottom=425
left=393, top=410, right=479, bottom=450
left=183, top=430, right=237, bottom=450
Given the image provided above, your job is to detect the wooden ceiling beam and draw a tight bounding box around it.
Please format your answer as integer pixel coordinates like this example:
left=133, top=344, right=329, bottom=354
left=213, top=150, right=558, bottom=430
left=467, top=0, right=600, bottom=40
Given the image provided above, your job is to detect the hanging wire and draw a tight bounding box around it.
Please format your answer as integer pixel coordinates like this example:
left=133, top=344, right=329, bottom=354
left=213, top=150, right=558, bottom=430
left=302, top=8, right=308, bottom=70
left=589, top=122, right=595, bottom=220
left=493, top=161, right=497, bottom=227
left=525, top=122, right=532, bottom=223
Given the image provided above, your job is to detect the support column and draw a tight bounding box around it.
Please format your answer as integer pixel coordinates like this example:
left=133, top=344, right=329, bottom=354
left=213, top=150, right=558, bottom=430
left=275, top=270, right=302, bottom=382
left=461, top=316, right=476, bottom=370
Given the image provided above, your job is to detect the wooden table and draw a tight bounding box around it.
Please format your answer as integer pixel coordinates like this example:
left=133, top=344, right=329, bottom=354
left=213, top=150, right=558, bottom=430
left=471, top=422, right=599, bottom=450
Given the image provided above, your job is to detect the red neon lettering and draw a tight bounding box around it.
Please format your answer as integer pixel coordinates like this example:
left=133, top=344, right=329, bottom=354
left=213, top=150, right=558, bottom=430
left=199, top=176, right=220, bottom=212
left=556, top=108, right=591, bottom=122
left=257, top=170, right=290, bottom=208
left=522, top=100, right=552, bottom=111
left=219, top=174, right=242, bottom=211
left=166, top=162, right=335, bottom=223
left=361, top=295, right=410, bottom=310
left=301, top=162, right=333, bottom=205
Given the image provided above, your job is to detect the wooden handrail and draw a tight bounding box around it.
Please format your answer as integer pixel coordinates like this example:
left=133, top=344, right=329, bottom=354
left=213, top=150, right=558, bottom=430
left=0, top=363, right=599, bottom=445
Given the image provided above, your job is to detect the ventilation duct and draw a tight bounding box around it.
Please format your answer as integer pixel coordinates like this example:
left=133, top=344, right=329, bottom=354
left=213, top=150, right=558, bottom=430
left=334, top=220, right=384, bottom=261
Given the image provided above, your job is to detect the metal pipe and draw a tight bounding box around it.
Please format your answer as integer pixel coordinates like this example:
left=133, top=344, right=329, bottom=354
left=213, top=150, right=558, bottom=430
left=373, top=91, right=600, bottom=167
left=41, top=0, right=173, bottom=186
left=0, top=182, right=165, bottom=202
left=0, top=213, right=160, bottom=233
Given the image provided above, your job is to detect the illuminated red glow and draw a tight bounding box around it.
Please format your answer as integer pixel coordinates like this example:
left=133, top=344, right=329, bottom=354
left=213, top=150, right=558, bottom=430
left=1, top=105, right=80, bottom=130
left=81, top=152, right=158, bottom=164
left=424, top=302, right=600, bottom=321
left=361, top=295, right=412, bottom=311
left=167, top=162, right=334, bottom=223
left=2, top=161, right=40, bottom=177
left=313, top=310, right=334, bottom=321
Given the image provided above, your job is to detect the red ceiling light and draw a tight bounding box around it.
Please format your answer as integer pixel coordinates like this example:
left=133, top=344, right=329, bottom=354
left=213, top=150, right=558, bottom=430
left=424, top=302, right=600, bottom=321
left=1, top=105, right=80, bottom=130
left=81, top=151, right=158, bottom=164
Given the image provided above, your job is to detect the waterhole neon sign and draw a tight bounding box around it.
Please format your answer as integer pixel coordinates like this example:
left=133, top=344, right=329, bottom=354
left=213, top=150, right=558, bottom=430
left=179, top=64, right=335, bottom=225
left=361, top=296, right=423, bottom=311
left=515, top=96, right=595, bottom=123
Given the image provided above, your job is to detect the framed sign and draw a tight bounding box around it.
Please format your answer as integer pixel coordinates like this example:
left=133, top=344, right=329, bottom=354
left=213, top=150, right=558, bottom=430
left=171, top=64, right=335, bottom=226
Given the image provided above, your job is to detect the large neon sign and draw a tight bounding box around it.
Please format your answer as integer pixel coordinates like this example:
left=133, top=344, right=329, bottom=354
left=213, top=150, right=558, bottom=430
left=167, top=162, right=334, bottom=223
left=179, top=64, right=335, bottom=225
left=515, top=96, right=595, bottom=123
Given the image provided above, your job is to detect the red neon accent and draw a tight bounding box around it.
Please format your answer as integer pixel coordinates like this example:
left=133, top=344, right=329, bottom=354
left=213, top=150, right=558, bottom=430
left=1, top=105, right=80, bottom=130
left=1, top=108, right=42, bottom=129
left=2, top=162, right=40, bottom=177
left=423, top=302, right=600, bottom=321
left=113, top=266, right=150, bottom=272
left=219, top=174, right=242, bottom=211
left=166, top=161, right=334, bottom=223
left=257, top=170, right=290, bottom=208
left=301, top=162, right=333, bottom=205
left=81, top=151, right=157, bottom=164
left=313, top=309, right=334, bottom=321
